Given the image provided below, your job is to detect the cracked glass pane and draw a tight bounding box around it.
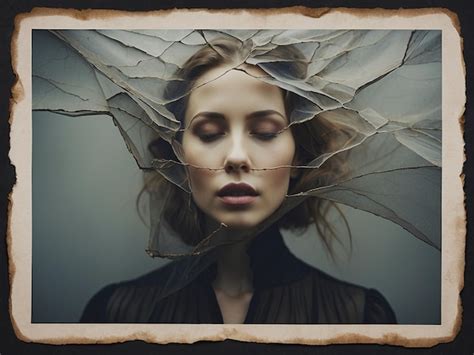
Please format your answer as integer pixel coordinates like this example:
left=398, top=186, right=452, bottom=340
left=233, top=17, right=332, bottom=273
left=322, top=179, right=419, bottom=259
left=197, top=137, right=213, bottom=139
left=32, top=29, right=441, bottom=266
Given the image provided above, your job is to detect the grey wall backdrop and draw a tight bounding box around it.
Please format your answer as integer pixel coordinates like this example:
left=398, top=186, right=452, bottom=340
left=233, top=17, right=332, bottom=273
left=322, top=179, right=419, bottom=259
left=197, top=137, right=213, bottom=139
left=32, top=111, right=440, bottom=324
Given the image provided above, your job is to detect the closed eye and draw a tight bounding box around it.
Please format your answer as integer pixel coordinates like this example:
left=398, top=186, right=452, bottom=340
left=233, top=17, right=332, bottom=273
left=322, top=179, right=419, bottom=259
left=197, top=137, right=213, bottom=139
left=248, top=114, right=286, bottom=142
left=190, top=116, right=227, bottom=143
left=250, top=132, right=279, bottom=141
left=198, top=132, right=226, bottom=142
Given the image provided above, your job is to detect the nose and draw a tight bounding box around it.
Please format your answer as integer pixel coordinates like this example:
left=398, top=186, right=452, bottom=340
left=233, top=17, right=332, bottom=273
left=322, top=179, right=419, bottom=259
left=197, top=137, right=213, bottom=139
left=224, top=134, right=251, bottom=174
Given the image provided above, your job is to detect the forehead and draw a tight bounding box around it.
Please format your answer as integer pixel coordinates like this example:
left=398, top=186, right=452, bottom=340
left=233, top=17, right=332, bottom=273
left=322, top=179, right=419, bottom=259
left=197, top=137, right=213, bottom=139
left=185, top=65, right=286, bottom=120
left=193, top=63, right=268, bottom=87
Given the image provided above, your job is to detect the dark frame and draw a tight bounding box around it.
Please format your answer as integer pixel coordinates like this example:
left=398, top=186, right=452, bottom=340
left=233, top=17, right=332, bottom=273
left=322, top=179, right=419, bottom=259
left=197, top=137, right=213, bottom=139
left=1, top=0, right=472, bottom=354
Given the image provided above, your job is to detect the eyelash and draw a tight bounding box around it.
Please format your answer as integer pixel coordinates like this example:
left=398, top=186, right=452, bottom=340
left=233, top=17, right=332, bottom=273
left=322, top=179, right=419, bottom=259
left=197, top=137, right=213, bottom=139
left=250, top=132, right=279, bottom=141
left=198, top=132, right=225, bottom=142
left=196, top=131, right=279, bottom=142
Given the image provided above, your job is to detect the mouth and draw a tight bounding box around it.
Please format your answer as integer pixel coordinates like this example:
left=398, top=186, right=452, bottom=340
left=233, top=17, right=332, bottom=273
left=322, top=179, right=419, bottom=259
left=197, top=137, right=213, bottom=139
left=217, top=183, right=259, bottom=206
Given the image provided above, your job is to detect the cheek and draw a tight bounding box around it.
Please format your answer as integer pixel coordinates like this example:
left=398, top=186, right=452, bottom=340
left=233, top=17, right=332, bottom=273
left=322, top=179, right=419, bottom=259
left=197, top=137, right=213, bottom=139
left=262, top=167, right=292, bottom=199
left=183, top=167, right=215, bottom=223
left=258, top=134, right=295, bottom=201
left=185, top=168, right=216, bottom=215
left=181, top=136, right=220, bottom=209
left=182, top=135, right=223, bottom=169
left=186, top=167, right=213, bottom=194
left=253, top=134, right=296, bottom=168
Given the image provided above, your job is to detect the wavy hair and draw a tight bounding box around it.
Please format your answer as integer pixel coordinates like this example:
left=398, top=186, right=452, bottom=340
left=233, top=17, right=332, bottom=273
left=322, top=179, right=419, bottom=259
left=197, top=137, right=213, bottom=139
left=140, top=38, right=351, bottom=254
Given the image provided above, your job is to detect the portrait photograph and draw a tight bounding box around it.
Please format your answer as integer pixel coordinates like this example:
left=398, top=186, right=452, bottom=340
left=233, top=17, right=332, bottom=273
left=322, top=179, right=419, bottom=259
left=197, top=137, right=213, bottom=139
left=7, top=7, right=465, bottom=347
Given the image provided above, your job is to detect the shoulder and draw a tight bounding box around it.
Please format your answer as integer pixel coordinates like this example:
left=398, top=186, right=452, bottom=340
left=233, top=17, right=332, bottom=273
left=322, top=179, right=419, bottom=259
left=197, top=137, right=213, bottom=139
left=304, top=266, right=397, bottom=324
left=80, top=261, right=181, bottom=323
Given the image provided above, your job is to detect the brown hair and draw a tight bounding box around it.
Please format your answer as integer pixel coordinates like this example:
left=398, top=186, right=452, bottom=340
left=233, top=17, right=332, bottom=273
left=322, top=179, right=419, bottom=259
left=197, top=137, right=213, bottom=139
left=142, top=37, right=351, bottom=253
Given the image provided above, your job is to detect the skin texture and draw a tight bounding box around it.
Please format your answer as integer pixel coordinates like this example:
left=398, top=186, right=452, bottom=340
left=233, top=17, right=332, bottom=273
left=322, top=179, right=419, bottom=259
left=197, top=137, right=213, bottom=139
left=181, top=64, right=296, bottom=323
left=182, top=65, right=296, bottom=230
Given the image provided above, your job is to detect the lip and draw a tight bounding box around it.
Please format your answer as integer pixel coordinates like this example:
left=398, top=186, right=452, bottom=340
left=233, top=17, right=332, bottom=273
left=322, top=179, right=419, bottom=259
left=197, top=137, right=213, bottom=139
left=217, top=182, right=259, bottom=206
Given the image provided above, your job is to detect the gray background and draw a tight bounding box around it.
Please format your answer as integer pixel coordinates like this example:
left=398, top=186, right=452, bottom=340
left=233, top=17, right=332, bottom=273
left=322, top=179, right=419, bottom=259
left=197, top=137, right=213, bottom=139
left=32, top=111, right=441, bottom=324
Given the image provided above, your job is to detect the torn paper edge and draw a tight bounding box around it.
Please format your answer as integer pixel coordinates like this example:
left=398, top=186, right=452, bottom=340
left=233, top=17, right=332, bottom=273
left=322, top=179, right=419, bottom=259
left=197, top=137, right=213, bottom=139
left=7, top=7, right=466, bottom=347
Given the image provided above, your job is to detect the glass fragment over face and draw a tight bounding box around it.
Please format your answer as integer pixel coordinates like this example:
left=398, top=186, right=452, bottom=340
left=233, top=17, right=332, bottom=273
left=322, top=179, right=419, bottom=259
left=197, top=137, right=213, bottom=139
left=33, top=29, right=442, bottom=259
left=182, top=65, right=296, bottom=230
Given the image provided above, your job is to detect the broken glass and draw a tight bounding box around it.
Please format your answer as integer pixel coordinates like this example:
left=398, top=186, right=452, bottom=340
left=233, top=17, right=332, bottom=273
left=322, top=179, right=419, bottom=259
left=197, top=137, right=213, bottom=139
left=32, top=29, right=441, bottom=265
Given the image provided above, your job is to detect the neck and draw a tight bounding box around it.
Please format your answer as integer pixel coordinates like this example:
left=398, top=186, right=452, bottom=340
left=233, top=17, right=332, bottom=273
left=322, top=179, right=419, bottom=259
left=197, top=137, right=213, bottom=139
left=212, top=237, right=253, bottom=297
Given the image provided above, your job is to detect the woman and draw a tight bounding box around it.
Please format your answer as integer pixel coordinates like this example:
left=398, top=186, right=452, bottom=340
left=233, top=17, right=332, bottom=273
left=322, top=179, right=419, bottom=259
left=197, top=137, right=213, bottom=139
left=80, top=38, right=397, bottom=324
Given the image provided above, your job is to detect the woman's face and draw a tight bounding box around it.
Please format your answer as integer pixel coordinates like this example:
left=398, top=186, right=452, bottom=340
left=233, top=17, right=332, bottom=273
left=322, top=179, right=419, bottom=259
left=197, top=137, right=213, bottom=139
left=182, top=65, right=296, bottom=229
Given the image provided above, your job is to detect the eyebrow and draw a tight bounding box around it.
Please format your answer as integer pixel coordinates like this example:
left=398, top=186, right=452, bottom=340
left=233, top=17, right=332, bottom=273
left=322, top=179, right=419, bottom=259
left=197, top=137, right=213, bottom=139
left=246, top=110, right=287, bottom=122
left=191, top=112, right=226, bottom=122
left=186, top=112, right=226, bottom=129
left=190, top=110, right=286, bottom=124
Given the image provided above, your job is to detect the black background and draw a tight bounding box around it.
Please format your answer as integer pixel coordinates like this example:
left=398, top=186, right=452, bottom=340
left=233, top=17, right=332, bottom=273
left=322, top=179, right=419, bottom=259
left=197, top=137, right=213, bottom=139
left=1, top=0, right=472, bottom=354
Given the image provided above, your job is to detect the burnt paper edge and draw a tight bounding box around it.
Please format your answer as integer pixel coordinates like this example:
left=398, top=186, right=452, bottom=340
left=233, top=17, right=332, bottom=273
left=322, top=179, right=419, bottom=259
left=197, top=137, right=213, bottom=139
left=7, top=6, right=466, bottom=347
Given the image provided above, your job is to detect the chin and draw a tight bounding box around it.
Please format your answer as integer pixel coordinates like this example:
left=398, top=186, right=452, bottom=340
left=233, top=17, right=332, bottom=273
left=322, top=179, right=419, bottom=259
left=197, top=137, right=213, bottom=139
left=221, top=219, right=260, bottom=230
left=216, top=213, right=267, bottom=230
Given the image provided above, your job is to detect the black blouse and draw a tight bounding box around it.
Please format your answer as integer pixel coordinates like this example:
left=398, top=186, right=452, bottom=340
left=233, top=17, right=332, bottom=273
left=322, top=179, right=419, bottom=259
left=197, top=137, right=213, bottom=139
left=81, top=227, right=397, bottom=324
